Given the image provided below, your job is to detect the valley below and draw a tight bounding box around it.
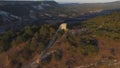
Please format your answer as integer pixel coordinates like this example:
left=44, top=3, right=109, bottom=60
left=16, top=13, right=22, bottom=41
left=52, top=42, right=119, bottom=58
left=0, top=8, right=120, bottom=33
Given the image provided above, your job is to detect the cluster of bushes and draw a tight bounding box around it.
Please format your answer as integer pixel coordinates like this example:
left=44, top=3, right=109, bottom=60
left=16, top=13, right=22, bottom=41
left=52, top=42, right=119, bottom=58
left=80, top=12, right=120, bottom=40
left=40, top=49, right=63, bottom=66
left=41, top=54, right=52, bottom=65
left=0, top=24, right=56, bottom=54
left=0, top=23, right=68, bottom=68
left=0, top=30, right=16, bottom=53
left=67, top=32, right=99, bottom=56
left=3, top=24, right=57, bottom=67
left=54, top=49, right=63, bottom=60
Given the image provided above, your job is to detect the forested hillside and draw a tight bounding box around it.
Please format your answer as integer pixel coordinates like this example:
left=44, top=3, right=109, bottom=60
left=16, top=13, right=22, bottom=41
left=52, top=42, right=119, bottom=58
left=0, top=10, right=120, bottom=68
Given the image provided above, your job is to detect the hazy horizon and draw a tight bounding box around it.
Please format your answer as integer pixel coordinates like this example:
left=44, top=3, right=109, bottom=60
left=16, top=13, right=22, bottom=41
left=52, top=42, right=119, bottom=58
left=0, top=0, right=119, bottom=3
left=55, top=0, right=119, bottom=3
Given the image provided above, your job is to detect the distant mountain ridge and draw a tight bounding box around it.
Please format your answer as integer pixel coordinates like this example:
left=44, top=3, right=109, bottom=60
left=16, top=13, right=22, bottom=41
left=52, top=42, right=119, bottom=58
left=0, top=1, right=58, bottom=16
left=0, top=1, right=58, bottom=23
left=62, top=1, right=120, bottom=10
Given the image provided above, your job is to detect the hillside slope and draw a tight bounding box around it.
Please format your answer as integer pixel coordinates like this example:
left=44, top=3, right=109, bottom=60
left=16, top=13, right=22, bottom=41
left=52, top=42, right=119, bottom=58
left=35, top=11, right=120, bottom=68
left=0, top=8, right=120, bottom=68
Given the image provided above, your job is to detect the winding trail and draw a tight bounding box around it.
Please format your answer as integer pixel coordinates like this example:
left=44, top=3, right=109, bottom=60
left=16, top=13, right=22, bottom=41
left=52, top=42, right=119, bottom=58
left=22, top=28, right=63, bottom=68
left=40, top=28, right=60, bottom=60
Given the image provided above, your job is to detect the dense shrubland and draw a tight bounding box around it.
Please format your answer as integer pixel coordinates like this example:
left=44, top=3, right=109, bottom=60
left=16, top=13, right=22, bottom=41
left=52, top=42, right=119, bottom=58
left=77, top=12, right=120, bottom=40
left=0, top=11, right=120, bottom=68
left=0, top=24, right=56, bottom=53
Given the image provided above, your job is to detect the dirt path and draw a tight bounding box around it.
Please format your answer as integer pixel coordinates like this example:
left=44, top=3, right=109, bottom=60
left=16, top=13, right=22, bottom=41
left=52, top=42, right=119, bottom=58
left=22, top=29, right=67, bottom=68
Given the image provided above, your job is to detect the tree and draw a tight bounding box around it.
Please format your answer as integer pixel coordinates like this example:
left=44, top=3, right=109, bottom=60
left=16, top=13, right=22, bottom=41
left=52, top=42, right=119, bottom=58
left=29, top=37, right=37, bottom=51
left=37, top=43, right=45, bottom=53
left=24, top=26, right=33, bottom=37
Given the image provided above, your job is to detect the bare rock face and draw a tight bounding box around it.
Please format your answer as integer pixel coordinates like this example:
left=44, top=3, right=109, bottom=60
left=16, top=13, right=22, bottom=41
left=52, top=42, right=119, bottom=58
left=59, top=23, right=67, bottom=31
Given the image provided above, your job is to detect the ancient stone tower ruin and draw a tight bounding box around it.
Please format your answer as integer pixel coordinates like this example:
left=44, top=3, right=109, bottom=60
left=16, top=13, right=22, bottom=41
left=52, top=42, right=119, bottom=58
left=59, top=23, right=67, bottom=31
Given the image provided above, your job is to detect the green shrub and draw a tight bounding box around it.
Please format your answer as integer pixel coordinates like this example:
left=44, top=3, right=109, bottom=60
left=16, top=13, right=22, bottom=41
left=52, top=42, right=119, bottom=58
left=55, top=50, right=63, bottom=60
left=41, top=55, right=52, bottom=65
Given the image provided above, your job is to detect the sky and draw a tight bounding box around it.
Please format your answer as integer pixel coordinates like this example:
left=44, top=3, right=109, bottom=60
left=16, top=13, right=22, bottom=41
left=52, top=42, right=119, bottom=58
left=54, top=0, right=119, bottom=3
